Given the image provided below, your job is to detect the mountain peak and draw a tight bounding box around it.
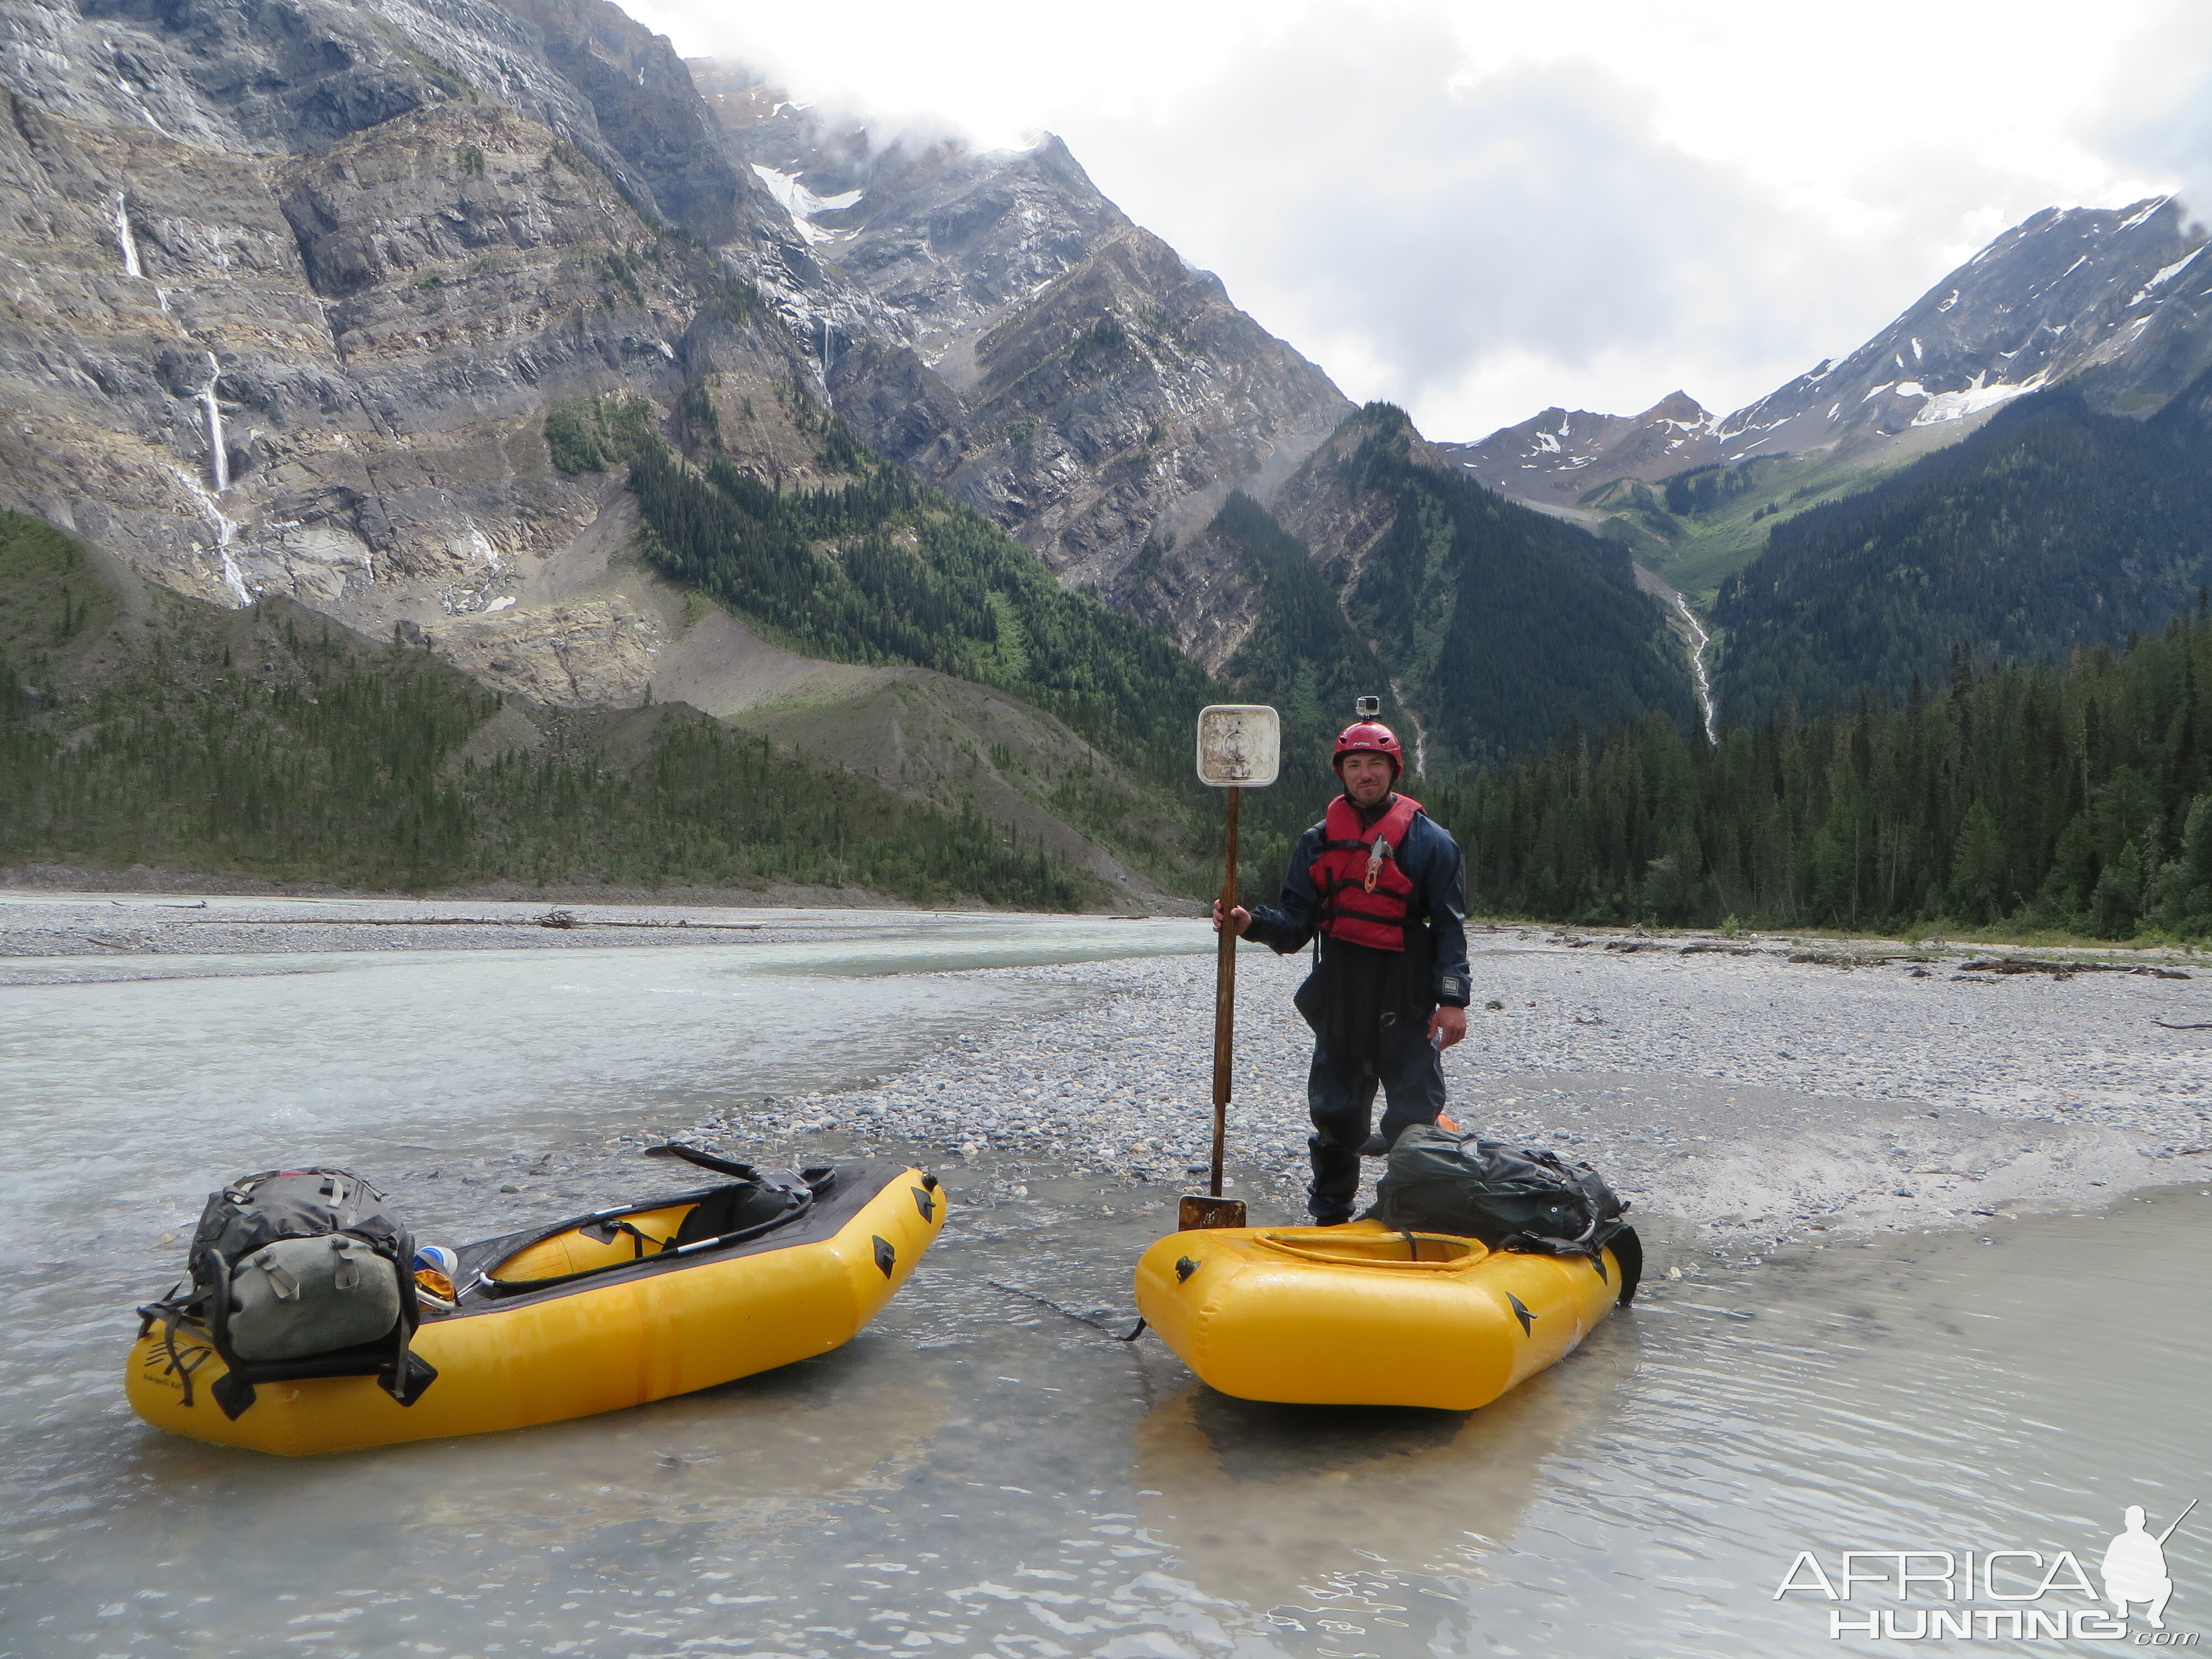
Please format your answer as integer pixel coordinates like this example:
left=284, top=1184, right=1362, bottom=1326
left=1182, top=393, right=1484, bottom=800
left=1639, top=390, right=1711, bottom=426
left=1718, top=196, right=2210, bottom=451
left=1436, top=389, right=1717, bottom=506
left=1449, top=195, right=2212, bottom=518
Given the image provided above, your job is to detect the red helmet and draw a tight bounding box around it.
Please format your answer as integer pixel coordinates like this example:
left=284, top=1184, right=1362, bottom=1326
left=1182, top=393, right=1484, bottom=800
left=1333, top=720, right=1402, bottom=775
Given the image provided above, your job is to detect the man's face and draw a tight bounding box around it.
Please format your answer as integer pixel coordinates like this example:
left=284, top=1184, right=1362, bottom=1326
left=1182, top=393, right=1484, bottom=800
left=1338, top=751, right=1396, bottom=806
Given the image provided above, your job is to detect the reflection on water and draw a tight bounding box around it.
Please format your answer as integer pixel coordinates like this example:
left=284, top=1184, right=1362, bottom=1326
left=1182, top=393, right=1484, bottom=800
left=1, top=918, right=2208, bottom=1657
left=1134, top=1320, right=1642, bottom=1627
left=11, top=1183, right=2204, bottom=1658
left=6, top=1349, right=953, bottom=1656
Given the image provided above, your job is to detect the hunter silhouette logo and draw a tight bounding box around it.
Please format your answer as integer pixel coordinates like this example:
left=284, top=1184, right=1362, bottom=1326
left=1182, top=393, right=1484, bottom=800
left=2104, top=1501, right=2194, bottom=1630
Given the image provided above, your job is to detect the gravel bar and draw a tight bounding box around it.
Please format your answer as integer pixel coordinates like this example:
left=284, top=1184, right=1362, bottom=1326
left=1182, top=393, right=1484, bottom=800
left=0, top=892, right=1026, bottom=980
left=15, top=893, right=2210, bottom=1253
left=680, top=926, right=2212, bottom=1254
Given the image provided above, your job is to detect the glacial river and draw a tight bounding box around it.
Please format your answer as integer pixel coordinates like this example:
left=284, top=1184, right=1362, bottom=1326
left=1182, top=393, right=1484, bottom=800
left=1, top=911, right=2206, bottom=1658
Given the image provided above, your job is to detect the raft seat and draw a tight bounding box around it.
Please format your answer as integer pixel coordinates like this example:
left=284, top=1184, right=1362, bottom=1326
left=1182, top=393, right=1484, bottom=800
left=490, top=1203, right=696, bottom=1282
left=1252, top=1229, right=1489, bottom=1269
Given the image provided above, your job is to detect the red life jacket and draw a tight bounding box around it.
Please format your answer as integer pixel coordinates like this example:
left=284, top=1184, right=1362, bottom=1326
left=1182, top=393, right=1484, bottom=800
left=1313, top=792, right=1425, bottom=952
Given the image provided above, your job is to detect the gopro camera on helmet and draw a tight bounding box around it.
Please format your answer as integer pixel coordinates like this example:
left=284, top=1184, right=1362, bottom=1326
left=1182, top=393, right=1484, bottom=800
left=1332, top=708, right=1404, bottom=775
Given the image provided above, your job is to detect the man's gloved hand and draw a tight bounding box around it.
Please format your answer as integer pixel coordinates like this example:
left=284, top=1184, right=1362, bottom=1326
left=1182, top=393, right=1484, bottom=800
left=1211, top=898, right=1251, bottom=936
left=1428, top=1005, right=1467, bottom=1050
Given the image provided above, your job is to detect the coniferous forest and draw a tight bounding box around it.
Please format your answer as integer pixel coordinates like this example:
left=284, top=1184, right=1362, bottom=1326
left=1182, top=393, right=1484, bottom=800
left=1435, top=602, right=2212, bottom=938
left=1329, top=408, right=1701, bottom=771
left=1713, top=368, right=2212, bottom=724
left=1201, top=488, right=1401, bottom=885
left=627, top=430, right=1218, bottom=796
left=0, top=513, right=1089, bottom=907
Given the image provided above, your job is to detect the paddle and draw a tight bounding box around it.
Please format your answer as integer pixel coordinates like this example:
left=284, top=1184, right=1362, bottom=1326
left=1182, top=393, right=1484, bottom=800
left=1183, top=706, right=1280, bottom=1232
left=645, top=1143, right=763, bottom=1183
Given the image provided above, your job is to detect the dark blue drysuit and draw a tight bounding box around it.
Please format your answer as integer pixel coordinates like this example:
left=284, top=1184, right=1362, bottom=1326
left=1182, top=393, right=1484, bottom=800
left=1241, top=796, right=1472, bottom=1222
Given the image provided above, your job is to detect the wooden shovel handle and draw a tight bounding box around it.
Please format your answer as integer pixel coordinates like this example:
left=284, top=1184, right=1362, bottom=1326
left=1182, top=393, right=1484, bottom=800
left=1211, top=786, right=1240, bottom=1198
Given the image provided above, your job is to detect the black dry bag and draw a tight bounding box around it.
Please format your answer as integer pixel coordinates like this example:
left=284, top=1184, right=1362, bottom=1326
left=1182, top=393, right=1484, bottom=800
left=1373, top=1126, right=1641, bottom=1303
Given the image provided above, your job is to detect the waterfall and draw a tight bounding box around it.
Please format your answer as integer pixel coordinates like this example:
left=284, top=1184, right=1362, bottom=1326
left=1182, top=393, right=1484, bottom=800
left=112, top=192, right=143, bottom=279
left=1387, top=677, right=1431, bottom=777
left=199, top=353, right=228, bottom=493
left=177, top=349, right=249, bottom=605
left=1673, top=593, right=1719, bottom=744
left=169, top=465, right=252, bottom=607
left=213, top=513, right=251, bottom=607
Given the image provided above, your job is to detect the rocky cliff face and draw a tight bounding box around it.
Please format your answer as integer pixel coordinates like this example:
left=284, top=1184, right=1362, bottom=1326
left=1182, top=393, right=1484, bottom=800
left=924, top=225, right=1351, bottom=592
left=0, top=0, right=1373, bottom=892
left=687, top=62, right=1353, bottom=592
left=1, top=4, right=1355, bottom=693
left=0, top=0, right=826, bottom=639
left=690, top=65, right=1131, bottom=358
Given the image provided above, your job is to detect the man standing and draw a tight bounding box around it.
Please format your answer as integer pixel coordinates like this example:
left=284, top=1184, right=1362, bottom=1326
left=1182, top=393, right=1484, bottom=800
left=1213, top=715, right=1471, bottom=1224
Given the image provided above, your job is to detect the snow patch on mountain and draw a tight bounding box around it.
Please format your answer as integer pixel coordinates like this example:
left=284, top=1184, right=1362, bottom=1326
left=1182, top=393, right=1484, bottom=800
left=749, top=164, right=862, bottom=243
left=1910, top=371, right=2051, bottom=426
left=2119, top=196, right=2173, bottom=232
left=1449, top=195, right=2212, bottom=517
left=2130, top=246, right=2205, bottom=306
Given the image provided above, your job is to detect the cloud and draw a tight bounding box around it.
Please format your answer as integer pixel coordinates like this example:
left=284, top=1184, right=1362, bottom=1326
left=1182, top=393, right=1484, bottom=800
left=628, top=0, right=2203, bottom=438
left=625, top=0, right=1336, bottom=144
left=1062, top=17, right=2018, bottom=436
left=2085, top=2, right=2212, bottom=231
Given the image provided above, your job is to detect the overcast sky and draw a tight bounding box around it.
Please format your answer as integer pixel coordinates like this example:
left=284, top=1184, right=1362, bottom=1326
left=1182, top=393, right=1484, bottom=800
left=626, top=0, right=2207, bottom=441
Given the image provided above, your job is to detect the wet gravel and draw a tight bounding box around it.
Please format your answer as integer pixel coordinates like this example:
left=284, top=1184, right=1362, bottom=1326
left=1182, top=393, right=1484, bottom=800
left=0, top=894, right=923, bottom=978
left=676, top=927, right=2212, bottom=1254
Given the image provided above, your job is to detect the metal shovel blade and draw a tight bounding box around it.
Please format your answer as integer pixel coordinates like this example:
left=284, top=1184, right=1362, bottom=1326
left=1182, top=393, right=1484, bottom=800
left=1195, top=705, right=1280, bottom=788
left=1178, top=1194, right=1248, bottom=1230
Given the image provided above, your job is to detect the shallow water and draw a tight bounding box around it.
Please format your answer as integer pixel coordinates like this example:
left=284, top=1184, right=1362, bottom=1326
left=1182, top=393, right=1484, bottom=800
left=0, top=916, right=1203, bottom=1253
left=2, top=914, right=2207, bottom=1658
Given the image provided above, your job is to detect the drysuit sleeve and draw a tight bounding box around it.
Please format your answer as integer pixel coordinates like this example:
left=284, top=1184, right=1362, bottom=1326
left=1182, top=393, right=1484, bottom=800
left=1416, top=817, right=1472, bottom=1006
left=1241, top=826, right=1324, bottom=954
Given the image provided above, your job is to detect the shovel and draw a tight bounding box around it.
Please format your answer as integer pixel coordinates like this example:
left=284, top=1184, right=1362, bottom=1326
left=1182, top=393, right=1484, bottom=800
left=1183, top=705, right=1280, bottom=1231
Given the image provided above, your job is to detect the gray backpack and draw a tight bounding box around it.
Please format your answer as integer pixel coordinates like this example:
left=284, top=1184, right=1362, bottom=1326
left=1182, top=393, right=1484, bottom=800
left=143, top=1168, right=436, bottom=1418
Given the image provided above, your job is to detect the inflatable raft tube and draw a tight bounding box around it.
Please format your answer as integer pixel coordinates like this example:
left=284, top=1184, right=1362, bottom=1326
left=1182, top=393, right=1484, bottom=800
left=1133, top=1219, right=1632, bottom=1411
left=127, top=1160, right=945, bottom=1455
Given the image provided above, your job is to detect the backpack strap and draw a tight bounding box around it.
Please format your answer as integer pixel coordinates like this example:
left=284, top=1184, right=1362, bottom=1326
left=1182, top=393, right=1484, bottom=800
left=135, top=1286, right=212, bottom=1410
